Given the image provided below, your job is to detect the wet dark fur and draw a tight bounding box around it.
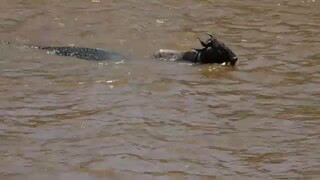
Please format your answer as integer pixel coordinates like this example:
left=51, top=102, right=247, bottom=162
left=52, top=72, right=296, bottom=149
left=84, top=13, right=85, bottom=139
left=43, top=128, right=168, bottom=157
left=154, top=33, right=238, bottom=66
left=193, top=33, right=238, bottom=66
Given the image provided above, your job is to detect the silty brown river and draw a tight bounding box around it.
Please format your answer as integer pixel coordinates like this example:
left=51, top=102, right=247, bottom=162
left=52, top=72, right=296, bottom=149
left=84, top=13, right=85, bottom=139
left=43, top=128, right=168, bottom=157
left=0, top=0, right=319, bottom=179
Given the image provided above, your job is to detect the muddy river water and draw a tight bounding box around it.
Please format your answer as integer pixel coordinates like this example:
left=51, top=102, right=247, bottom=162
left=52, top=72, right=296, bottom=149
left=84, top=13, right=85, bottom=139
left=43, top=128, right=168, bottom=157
left=0, top=0, right=319, bottom=179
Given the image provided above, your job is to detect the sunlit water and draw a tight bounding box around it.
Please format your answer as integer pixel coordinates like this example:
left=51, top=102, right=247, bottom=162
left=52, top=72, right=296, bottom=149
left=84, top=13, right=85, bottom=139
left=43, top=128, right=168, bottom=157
left=0, top=0, right=319, bottom=179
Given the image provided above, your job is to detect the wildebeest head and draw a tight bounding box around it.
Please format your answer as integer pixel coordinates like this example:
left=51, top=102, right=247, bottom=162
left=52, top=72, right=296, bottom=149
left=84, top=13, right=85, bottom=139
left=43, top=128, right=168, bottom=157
left=194, top=33, right=238, bottom=66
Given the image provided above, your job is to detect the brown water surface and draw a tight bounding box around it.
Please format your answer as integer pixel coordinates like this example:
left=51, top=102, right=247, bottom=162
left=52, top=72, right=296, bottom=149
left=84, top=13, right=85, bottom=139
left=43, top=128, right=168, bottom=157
left=0, top=0, right=319, bottom=179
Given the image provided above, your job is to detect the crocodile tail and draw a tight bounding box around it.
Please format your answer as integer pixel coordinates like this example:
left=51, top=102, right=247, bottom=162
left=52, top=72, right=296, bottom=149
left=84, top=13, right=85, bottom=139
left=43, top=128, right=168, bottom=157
left=1, top=40, right=40, bottom=49
left=1, top=40, right=12, bottom=45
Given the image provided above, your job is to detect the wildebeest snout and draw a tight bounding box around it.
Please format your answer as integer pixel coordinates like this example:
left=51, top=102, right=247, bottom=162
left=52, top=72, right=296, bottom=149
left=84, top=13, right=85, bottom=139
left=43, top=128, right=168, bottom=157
left=230, top=56, right=238, bottom=66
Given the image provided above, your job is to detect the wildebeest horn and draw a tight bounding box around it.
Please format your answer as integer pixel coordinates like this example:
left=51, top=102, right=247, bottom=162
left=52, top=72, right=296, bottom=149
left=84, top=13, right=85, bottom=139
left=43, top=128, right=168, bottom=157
left=206, top=33, right=215, bottom=40
left=197, top=38, right=207, bottom=47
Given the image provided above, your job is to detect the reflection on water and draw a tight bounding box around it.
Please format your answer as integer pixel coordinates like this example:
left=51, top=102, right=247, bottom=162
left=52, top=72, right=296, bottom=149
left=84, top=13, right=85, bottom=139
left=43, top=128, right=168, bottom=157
left=0, top=0, right=319, bottom=179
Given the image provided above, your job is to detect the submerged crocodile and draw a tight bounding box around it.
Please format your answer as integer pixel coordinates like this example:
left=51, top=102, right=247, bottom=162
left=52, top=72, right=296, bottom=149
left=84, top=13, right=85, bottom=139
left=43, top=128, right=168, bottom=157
left=2, top=33, right=238, bottom=66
